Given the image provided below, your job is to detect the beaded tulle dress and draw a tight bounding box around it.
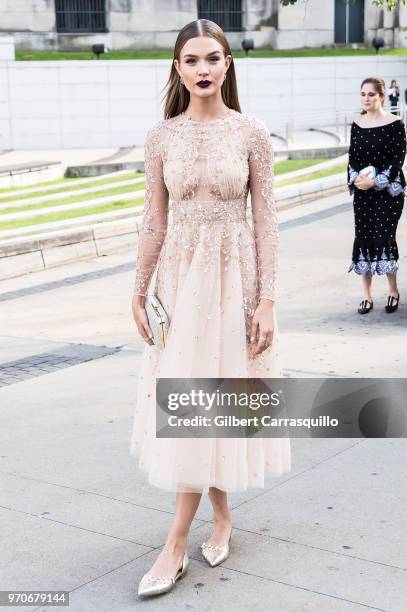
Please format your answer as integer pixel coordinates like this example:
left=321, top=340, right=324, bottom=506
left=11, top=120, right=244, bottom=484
left=130, top=108, right=291, bottom=493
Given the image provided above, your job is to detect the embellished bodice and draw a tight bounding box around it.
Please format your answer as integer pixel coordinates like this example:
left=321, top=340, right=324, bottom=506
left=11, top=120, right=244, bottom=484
left=133, top=109, right=278, bottom=301
left=161, top=110, right=251, bottom=202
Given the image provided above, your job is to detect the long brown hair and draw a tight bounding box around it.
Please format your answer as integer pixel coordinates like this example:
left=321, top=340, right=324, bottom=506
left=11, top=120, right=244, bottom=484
left=359, top=77, right=385, bottom=115
left=163, top=19, right=241, bottom=119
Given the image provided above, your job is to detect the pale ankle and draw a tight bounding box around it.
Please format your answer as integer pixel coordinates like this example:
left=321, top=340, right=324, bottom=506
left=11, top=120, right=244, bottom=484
left=213, top=514, right=232, bottom=526
left=163, top=537, right=187, bottom=554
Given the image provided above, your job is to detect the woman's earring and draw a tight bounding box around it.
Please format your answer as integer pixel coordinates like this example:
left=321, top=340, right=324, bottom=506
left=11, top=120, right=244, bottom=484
left=179, top=76, right=184, bottom=85
left=223, top=73, right=227, bottom=83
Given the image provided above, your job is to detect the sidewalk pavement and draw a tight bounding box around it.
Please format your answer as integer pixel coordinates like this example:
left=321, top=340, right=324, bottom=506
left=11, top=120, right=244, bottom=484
left=0, top=190, right=406, bottom=611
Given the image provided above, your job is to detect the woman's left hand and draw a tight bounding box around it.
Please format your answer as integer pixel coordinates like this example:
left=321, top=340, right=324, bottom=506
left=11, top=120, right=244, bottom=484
left=250, top=299, right=275, bottom=357
left=354, top=175, right=375, bottom=190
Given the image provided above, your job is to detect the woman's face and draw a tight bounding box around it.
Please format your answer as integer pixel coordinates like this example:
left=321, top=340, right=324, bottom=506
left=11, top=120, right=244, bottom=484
left=174, top=36, right=231, bottom=99
left=360, top=83, right=383, bottom=112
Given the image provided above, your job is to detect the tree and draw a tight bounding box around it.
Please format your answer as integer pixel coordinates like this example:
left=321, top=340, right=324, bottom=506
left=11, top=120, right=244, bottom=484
left=280, top=0, right=406, bottom=9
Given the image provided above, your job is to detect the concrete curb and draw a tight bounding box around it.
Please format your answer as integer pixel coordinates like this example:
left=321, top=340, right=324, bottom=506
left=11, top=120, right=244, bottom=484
left=288, top=145, right=348, bottom=160
left=0, top=217, right=140, bottom=280
left=0, top=161, right=64, bottom=189
left=66, top=161, right=145, bottom=177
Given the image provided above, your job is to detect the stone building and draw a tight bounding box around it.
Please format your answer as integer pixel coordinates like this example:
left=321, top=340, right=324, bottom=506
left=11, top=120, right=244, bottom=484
left=0, top=0, right=405, bottom=51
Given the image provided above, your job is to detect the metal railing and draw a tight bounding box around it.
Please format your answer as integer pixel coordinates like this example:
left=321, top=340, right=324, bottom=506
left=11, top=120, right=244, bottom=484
left=55, top=0, right=107, bottom=33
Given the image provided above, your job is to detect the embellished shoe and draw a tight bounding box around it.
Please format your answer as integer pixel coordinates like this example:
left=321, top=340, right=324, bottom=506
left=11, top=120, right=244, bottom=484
left=358, top=299, right=373, bottom=315
left=201, top=531, right=232, bottom=567
left=385, top=293, right=400, bottom=313
left=137, top=551, right=189, bottom=597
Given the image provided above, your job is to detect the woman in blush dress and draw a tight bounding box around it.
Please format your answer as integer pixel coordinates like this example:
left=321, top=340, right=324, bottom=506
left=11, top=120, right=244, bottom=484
left=130, top=19, right=291, bottom=597
left=347, top=77, right=406, bottom=315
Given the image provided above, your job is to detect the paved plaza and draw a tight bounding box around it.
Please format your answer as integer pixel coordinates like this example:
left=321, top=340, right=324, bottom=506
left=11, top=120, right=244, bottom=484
left=0, top=189, right=406, bottom=611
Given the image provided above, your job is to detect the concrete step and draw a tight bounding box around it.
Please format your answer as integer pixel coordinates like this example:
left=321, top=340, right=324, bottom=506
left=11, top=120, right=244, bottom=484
left=66, top=161, right=144, bottom=177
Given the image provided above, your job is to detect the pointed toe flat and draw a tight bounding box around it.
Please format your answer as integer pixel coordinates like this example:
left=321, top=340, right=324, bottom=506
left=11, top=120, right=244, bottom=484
left=137, top=551, right=189, bottom=597
left=201, top=532, right=232, bottom=567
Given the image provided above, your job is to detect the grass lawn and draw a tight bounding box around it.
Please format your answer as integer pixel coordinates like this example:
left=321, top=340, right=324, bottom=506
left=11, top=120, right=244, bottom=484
left=0, top=158, right=345, bottom=230
left=277, top=163, right=347, bottom=186
left=0, top=182, right=145, bottom=214
left=0, top=198, right=144, bottom=231
left=0, top=177, right=143, bottom=208
left=16, top=48, right=407, bottom=61
left=0, top=172, right=143, bottom=194
left=274, top=158, right=330, bottom=175
left=0, top=159, right=329, bottom=205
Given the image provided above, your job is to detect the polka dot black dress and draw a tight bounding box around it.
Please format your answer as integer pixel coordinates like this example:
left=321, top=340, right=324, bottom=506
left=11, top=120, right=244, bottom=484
left=347, top=118, right=406, bottom=275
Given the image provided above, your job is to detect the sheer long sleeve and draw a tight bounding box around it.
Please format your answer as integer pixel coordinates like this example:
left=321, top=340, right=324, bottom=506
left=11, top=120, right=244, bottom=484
left=373, top=120, right=406, bottom=196
left=248, top=120, right=278, bottom=302
left=133, top=124, right=169, bottom=296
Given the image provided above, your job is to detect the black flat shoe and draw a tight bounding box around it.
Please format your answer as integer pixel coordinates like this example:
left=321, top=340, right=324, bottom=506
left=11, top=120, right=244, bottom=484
left=385, top=293, right=400, bottom=313
left=358, top=299, right=373, bottom=315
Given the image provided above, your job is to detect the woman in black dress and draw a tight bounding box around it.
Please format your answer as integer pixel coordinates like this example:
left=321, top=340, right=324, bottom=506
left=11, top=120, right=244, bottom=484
left=347, top=77, right=406, bottom=315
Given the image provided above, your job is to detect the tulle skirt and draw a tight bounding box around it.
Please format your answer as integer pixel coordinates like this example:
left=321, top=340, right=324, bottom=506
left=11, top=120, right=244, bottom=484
left=130, top=201, right=291, bottom=493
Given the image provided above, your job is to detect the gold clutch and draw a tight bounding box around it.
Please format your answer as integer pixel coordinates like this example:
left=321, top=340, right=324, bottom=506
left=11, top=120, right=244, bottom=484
left=144, top=294, right=169, bottom=350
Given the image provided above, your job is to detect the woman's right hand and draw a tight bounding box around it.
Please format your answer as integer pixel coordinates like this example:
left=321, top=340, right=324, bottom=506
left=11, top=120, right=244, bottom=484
left=132, top=295, right=155, bottom=346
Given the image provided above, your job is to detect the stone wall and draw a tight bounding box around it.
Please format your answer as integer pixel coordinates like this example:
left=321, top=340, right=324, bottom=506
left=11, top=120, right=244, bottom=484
left=0, top=1, right=405, bottom=51
left=1, top=55, right=405, bottom=151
